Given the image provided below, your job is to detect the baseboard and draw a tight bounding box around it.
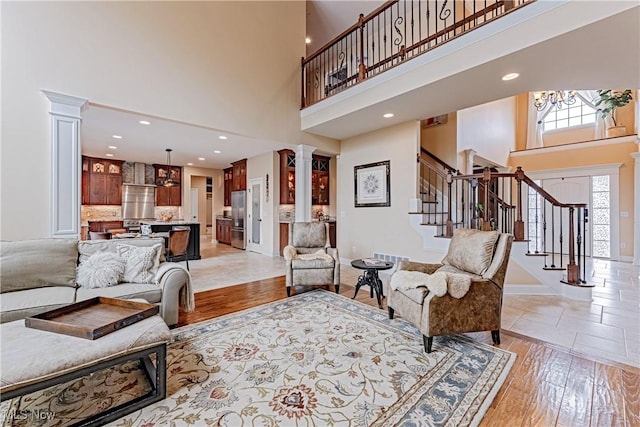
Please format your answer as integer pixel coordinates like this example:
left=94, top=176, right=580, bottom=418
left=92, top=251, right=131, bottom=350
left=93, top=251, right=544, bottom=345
left=503, top=284, right=557, bottom=295
left=619, top=255, right=634, bottom=263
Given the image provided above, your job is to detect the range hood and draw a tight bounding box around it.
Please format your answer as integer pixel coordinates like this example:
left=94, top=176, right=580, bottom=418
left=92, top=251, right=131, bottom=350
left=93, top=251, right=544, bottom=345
left=122, top=163, right=156, bottom=221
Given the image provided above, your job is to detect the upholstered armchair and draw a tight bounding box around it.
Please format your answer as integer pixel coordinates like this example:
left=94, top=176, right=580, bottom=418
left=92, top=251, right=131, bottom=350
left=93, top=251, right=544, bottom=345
left=283, top=222, right=340, bottom=297
left=387, top=228, right=514, bottom=353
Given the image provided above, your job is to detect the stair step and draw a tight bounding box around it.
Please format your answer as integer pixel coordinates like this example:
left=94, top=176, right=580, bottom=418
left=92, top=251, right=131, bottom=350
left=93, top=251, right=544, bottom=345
left=526, top=252, right=549, bottom=257
left=560, top=280, right=595, bottom=288
left=543, top=266, right=566, bottom=271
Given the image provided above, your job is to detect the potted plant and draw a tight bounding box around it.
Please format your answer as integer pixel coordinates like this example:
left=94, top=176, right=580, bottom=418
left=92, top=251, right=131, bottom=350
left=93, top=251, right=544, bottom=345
left=595, top=89, right=633, bottom=137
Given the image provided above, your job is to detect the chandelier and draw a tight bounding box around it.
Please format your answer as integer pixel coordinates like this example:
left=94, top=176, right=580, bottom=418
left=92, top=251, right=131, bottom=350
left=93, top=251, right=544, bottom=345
left=161, top=148, right=179, bottom=187
left=533, top=90, right=577, bottom=111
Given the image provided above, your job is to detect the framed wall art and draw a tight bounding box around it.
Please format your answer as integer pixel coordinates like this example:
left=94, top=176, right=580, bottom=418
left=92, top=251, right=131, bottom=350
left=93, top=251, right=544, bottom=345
left=354, top=160, right=390, bottom=207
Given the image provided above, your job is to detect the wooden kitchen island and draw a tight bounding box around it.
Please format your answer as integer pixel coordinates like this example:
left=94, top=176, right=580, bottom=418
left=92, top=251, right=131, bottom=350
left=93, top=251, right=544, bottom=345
left=140, top=221, right=201, bottom=260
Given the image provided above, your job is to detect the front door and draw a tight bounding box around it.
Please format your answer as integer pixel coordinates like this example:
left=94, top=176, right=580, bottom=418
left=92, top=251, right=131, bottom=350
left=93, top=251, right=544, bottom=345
left=543, top=176, right=591, bottom=257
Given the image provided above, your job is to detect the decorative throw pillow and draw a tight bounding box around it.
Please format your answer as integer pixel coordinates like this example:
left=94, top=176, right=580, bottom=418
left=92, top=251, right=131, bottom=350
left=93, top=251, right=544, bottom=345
left=76, top=252, right=125, bottom=289
left=116, top=243, right=162, bottom=284
left=443, top=228, right=499, bottom=276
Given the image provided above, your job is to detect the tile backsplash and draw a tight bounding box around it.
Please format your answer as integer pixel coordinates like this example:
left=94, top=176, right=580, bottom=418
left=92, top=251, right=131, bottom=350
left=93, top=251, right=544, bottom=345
left=82, top=205, right=181, bottom=223
left=278, top=205, right=331, bottom=222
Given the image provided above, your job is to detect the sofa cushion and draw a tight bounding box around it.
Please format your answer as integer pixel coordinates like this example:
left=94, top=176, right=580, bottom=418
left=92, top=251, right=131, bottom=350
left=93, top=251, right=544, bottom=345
left=76, top=252, right=125, bottom=288
left=78, top=238, right=166, bottom=264
left=0, top=286, right=76, bottom=323
left=116, top=243, right=162, bottom=284
left=76, top=283, right=162, bottom=304
left=442, top=229, right=499, bottom=276
left=0, top=239, right=78, bottom=293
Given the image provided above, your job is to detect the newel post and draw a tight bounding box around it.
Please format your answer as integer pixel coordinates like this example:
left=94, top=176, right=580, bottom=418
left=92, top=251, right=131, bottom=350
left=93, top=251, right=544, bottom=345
left=482, top=168, right=492, bottom=231
left=514, top=166, right=525, bottom=240
left=566, top=207, right=580, bottom=284
left=300, top=57, right=306, bottom=109
left=446, top=172, right=453, bottom=237
left=357, top=14, right=366, bottom=81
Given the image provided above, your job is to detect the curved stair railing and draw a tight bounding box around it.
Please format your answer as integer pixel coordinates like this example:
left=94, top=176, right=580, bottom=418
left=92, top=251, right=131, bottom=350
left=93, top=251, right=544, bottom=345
left=416, top=154, right=589, bottom=286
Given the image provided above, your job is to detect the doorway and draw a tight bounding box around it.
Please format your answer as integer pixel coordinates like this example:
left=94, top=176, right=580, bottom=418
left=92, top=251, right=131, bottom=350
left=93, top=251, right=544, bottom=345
left=247, top=178, right=263, bottom=253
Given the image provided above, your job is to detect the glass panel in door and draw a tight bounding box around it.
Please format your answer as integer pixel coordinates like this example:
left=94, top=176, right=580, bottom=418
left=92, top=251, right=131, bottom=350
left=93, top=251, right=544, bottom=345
left=252, top=183, right=261, bottom=244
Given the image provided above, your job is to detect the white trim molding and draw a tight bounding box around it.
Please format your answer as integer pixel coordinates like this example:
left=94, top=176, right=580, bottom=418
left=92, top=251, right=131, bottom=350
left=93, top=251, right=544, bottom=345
left=295, top=144, right=316, bottom=222
left=632, top=151, right=640, bottom=266
left=42, top=90, right=87, bottom=238
left=510, top=135, right=637, bottom=157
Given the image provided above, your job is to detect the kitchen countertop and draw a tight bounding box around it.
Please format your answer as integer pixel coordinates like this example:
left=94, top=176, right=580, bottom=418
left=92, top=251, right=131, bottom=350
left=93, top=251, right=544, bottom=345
left=216, top=216, right=232, bottom=220
left=279, top=219, right=336, bottom=223
left=140, top=220, right=200, bottom=225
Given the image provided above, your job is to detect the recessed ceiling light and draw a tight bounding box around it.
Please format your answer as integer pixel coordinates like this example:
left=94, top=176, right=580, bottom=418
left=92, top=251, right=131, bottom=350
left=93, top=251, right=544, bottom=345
left=198, top=157, right=205, bottom=161
left=105, top=153, right=114, bottom=157
left=383, top=113, right=394, bottom=118
left=305, top=37, right=311, bottom=44
left=501, top=72, right=519, bottom=81
left=218, top=135, right=227, bottom=140
left=139, top=120, right=151, bottom=125
left=214, top=150, right=221, bottom=154
left=187, top=162, right=193, bottom=166
left=108, top=145, right=118, bottom=150
left=112, top=135, right=122, bottom=139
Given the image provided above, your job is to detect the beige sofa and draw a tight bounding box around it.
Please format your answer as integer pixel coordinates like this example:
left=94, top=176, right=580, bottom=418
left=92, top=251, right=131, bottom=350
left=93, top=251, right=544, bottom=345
left=0, top=238, right=194, bottom=326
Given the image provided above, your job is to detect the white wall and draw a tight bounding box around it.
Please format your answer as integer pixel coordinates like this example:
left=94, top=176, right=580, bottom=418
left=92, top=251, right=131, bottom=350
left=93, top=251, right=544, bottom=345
left=247, top=151, right=279, bottom=257
left=1, top=1, right=307, bottom=240
left=457, top=97, right=516, bottom=168
left=338, top=121, right=428, bottom=261
left=183, top=166, right=221, bottom=240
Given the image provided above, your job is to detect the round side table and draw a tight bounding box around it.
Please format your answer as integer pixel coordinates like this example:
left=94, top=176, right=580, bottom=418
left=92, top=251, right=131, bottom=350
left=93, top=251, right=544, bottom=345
left=350, top=259, right=394, bottom=309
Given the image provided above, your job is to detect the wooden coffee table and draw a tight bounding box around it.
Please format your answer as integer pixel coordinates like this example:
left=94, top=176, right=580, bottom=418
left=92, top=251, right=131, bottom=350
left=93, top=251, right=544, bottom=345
left=351, top=259, right=394, bottom=309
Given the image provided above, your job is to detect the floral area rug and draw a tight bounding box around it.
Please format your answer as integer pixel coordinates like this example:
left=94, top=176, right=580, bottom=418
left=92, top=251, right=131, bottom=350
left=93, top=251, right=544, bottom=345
left=1, top=290, right=515, bottom=426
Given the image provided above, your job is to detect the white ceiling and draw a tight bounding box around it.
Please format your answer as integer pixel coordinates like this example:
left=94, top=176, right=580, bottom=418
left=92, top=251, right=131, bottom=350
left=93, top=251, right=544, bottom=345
left=81, top=2, right=640, bottom=169
left=81, top=105, right=292, bottom=170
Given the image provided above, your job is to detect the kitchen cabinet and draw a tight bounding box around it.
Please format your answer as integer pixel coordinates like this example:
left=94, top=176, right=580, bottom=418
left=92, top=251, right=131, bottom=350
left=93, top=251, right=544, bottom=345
left=88, top=220, right=124, bottom=233
left=223, top=167, right=233, bottom=206
left=278, top=149, right=296, bottom=204
left=231, top=159, right=247, bottom=191
left=278, top=151, right=331, bottom=205
left=312, top=155, right=330, bottom=205
left=216, top=218, right=232, bottom=245
left=154, top=165, right=182, bottom=206
left=82, top=156, right=123, bottom=205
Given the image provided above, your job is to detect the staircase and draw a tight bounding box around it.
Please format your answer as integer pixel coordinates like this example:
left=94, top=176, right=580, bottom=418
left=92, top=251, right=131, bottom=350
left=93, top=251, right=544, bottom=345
left=413, top=150, right=594, bottom=300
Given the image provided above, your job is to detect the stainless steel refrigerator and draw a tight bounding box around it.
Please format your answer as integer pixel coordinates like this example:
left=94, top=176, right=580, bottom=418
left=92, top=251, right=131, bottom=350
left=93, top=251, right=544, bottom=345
left=231, top=190, right=246, bottom=249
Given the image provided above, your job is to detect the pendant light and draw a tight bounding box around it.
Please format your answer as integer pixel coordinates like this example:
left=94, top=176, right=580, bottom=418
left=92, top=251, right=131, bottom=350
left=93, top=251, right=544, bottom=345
left=162, top=148, right=179, bottom=187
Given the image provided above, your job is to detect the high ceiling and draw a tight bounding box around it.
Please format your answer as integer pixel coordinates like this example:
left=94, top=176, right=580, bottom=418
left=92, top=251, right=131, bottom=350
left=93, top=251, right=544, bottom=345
left=81, top=2, right=639, bottom=169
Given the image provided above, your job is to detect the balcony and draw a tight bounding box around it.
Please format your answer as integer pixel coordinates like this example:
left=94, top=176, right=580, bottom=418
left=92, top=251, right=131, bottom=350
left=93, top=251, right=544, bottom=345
left=300, top=1, right=639, bottom=140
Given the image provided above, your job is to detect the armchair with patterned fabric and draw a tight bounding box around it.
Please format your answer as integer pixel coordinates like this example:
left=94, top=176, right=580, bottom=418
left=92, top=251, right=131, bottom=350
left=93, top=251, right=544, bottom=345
left=283, top=222, right=340, bottom=297
left=387, top=228, right=514, bottom=353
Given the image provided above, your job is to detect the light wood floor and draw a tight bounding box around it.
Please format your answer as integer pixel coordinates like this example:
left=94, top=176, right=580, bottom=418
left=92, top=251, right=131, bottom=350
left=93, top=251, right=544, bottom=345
left=178, top=277, right=640, bottom=427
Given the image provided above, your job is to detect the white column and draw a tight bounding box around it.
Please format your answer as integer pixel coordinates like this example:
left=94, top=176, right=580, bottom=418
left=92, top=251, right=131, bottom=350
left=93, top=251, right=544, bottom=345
left=295, top=144, right=316, bottom=222
left=464, top=149, right=476, bottom=174
left=632, top=151, right=640, bottom=266
left=42, top=90, right=87, bottom=238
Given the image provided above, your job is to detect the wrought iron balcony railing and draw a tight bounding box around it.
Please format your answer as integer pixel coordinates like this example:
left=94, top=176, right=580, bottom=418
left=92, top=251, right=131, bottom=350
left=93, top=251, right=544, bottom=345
left=301, top=0, right=535, bottom=109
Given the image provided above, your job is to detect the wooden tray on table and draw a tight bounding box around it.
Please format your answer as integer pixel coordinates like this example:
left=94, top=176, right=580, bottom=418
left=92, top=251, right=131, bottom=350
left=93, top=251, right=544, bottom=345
left=25, top=297, right=158, bottom=340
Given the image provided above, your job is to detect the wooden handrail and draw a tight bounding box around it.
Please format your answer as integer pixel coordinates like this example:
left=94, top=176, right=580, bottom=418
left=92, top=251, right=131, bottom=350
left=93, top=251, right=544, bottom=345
left=417, top=154, right=449, bottom=179
left=420, top=148, right=457, bottom=174
left=521, top=175, right=587, bottom=209
left=301, top=0, right=536, bottom=108
left=303, top=1, right=396, bottom=65
left=371, top=1, right=505, bottom=71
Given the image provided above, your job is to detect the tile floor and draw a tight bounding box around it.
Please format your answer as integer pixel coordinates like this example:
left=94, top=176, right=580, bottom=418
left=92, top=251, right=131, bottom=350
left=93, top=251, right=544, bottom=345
left=192, top=239, right=640, bottom=368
